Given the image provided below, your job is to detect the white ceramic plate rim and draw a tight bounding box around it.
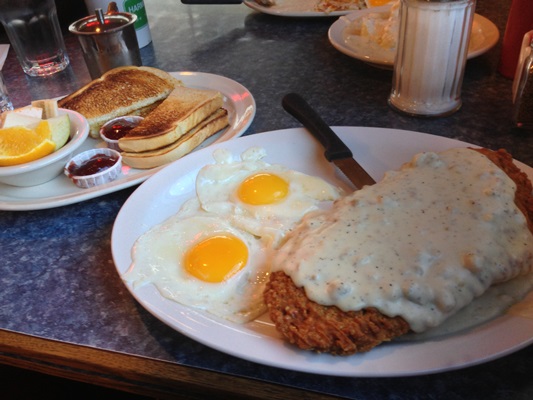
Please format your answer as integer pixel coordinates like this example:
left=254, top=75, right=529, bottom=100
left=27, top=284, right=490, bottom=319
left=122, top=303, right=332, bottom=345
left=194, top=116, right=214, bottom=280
left=244, top=0, right=365, bottom=17
left=328, top=9, right=499, bottom=67
left=0, top=71, right=255, bottom=211
left=112, top=127, right=533, bottom=377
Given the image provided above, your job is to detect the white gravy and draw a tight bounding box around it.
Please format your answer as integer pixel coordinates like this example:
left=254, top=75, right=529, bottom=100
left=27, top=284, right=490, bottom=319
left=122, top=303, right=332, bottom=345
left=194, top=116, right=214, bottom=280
left=273, top=148, right=533, bottom=333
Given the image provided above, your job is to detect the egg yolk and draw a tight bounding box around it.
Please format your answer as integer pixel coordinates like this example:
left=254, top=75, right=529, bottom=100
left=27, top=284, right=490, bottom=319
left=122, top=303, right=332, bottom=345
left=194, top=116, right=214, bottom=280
left=184, top=234, right=248, bottom=283
left=237, top=173, right=289, bottom=205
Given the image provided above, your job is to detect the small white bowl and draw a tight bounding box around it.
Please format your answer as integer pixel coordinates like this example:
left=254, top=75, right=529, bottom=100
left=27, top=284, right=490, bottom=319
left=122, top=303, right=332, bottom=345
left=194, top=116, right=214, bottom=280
left=99, top=115, right=144, bottom=151
left=0, top=109, right=90, bottom=187
left=64, top=148, right=122, bottom=188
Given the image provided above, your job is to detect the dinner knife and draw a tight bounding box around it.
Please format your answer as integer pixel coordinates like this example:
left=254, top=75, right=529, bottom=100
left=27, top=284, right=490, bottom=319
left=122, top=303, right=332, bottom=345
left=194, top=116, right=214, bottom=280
left=282, top=93, right=376, bottom=189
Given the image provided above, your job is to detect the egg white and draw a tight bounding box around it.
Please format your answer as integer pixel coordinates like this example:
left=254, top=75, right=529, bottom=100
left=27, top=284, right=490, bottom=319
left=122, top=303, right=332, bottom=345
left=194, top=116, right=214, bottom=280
left=195, top=147, right=343, bottom=245
left=123, top=200, right=271, bottom=324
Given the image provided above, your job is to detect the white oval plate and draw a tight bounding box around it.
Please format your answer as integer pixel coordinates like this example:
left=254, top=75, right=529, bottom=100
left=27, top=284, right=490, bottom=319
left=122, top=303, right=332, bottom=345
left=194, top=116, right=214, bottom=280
left=0, top=72, right=255, bottom=211
left=244, top=0, right=367, bottom=17
left=112, top=127, right=533, bottom=377
left=329, top=8, right=500, bottom=68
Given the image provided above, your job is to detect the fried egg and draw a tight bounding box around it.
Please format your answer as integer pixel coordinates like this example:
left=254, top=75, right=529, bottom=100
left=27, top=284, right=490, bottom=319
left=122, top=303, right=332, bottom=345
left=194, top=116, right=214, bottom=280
left=123, top=147, right=342, bottom=323
left=123, top=200, right=271, bottom=323
left=195, top=147, right=343, bottom=244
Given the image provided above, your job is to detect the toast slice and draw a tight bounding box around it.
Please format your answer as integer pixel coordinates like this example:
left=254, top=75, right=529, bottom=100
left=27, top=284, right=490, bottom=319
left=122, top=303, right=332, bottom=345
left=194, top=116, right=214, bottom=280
left=117, top=86, right=224, bottom=153
left=58, top=66, right=183, bottom=138
left=121, top=108, right=229, bottom=169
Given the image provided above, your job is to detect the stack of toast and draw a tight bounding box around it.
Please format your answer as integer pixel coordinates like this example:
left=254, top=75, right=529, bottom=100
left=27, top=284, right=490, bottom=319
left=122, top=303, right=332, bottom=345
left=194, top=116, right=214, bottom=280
left=58, top=66, right=229, bottom=169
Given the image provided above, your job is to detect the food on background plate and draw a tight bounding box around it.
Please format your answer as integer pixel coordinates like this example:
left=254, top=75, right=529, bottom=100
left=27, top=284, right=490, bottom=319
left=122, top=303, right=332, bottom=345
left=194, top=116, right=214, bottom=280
left=356, top=0, right=399, bottom=49
left=118, top=86, right=229, bottom=168
left=122, top=147, right=343, bottom=323
left=342, top=0, right=400, bottom=65
left=265, top=147, right=533, bottom=355
left=58, top=66, right=183, bottom=138
left=0, top=100, right=72, bottom=166
left=314, top=0, right=369, bottom=12
left=253, top=0, right=389, bottom=13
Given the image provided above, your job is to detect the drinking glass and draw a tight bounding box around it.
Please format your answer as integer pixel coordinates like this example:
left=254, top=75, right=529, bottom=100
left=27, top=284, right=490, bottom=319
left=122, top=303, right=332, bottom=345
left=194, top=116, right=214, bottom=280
left=0, top=71, right=14, bottom=113
left=0, top=0, right=70, bottom=77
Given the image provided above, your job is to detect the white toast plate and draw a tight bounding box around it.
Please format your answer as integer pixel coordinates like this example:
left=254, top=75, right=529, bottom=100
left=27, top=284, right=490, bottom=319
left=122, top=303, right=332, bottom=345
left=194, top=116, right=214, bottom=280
left=112, top=127, right=533, bottom=377
left=0, top=72, right=255, bottom=211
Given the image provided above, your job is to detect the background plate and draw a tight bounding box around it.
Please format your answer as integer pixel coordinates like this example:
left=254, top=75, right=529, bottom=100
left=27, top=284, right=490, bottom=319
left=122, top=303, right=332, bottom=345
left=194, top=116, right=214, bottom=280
left=244, top=0, right=365, bottom=17
left=0, top=72, right=255, bottom=211
left=329, top=9, right=499, bottom=68
left=112, top=127, right=533, bottom=377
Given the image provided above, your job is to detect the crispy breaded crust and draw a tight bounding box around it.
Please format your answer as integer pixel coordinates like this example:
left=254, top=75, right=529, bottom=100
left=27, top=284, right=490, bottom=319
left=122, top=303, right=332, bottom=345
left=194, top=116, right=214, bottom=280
left=265, top=271, right=410, bottom=355
left=58, top=66, right=183, bottom=138
left=118, top=86, right=224, bottom=152
left=265, top=148, right=533, bottom=356
left=473, top=148, right=533, bottom=232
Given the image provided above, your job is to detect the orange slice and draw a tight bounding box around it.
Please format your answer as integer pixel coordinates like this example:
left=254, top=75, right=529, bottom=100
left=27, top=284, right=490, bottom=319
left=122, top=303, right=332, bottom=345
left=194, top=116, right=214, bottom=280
left=0, top=121, right=56, bottom=166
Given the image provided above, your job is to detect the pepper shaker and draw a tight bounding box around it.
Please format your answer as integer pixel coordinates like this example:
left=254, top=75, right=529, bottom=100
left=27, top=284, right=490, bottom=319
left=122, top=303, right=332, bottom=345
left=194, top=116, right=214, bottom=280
left=388, top=0, right=476, bottom=117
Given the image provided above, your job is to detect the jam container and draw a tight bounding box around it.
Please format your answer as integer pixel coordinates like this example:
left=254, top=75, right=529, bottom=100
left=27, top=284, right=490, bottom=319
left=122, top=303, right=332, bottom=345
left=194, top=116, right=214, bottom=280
left=64, top=148, right=122, bottom=188
left=100, top=115, right=144, bottom=151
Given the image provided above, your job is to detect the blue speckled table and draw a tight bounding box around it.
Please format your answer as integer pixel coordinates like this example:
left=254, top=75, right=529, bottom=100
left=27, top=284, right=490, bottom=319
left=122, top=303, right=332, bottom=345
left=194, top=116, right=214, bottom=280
left=1, top=0, right=532, bottom=399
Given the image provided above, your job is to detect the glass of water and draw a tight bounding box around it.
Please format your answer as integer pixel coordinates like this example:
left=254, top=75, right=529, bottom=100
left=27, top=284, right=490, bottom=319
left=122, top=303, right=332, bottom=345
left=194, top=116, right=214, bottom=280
left=0, top=72, right=14, bottom=113
left=0, top=0, right=70, bottom=77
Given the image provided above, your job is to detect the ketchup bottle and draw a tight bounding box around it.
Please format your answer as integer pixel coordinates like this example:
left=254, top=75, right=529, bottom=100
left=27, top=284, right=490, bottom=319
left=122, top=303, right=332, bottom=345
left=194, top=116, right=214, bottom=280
left=498, top=0, right=533, bottom=79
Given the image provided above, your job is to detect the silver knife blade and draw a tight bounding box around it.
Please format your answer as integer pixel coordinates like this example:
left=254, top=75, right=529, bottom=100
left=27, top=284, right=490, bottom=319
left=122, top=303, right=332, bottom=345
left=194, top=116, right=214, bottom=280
left=332, top=157, right=376, bottom=189
left=282, top=93, right=376, bottom=189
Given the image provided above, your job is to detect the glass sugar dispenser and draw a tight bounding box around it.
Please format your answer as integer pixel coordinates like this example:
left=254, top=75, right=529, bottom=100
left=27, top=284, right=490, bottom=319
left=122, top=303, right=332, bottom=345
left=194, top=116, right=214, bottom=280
left=389, top=0, right=476, bottom=117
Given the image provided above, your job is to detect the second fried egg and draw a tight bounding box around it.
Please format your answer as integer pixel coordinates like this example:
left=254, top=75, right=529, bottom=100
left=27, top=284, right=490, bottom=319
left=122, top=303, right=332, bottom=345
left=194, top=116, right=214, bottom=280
left=195, top=147, right=343, bottom=244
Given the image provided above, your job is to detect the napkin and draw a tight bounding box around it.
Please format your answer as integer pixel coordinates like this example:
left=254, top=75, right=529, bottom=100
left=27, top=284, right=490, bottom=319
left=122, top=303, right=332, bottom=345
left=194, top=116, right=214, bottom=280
left=0, top=44, right=9, bottom=70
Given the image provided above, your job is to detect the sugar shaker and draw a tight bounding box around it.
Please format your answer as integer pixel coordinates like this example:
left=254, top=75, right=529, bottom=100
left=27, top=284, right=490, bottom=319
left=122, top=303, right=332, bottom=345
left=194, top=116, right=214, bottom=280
left=388, top=0, right=476, bottom=117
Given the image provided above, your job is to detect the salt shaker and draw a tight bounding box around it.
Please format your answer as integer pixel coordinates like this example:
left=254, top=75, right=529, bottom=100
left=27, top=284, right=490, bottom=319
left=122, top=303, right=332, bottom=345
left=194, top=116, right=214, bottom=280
left=512, top=30, right=533, bottom=129
left=388, top=0, right=476, bottom=117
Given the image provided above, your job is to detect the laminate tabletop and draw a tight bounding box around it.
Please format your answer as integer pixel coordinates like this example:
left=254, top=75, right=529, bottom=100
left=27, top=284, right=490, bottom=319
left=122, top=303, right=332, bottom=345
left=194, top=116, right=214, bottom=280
left=1, top=1, right=532, bottom=399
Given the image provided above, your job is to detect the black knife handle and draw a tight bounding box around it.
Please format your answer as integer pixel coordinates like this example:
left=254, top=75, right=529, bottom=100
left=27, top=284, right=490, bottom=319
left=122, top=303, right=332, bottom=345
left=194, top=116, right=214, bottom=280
left=282, top=93, right=352, bottom=162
